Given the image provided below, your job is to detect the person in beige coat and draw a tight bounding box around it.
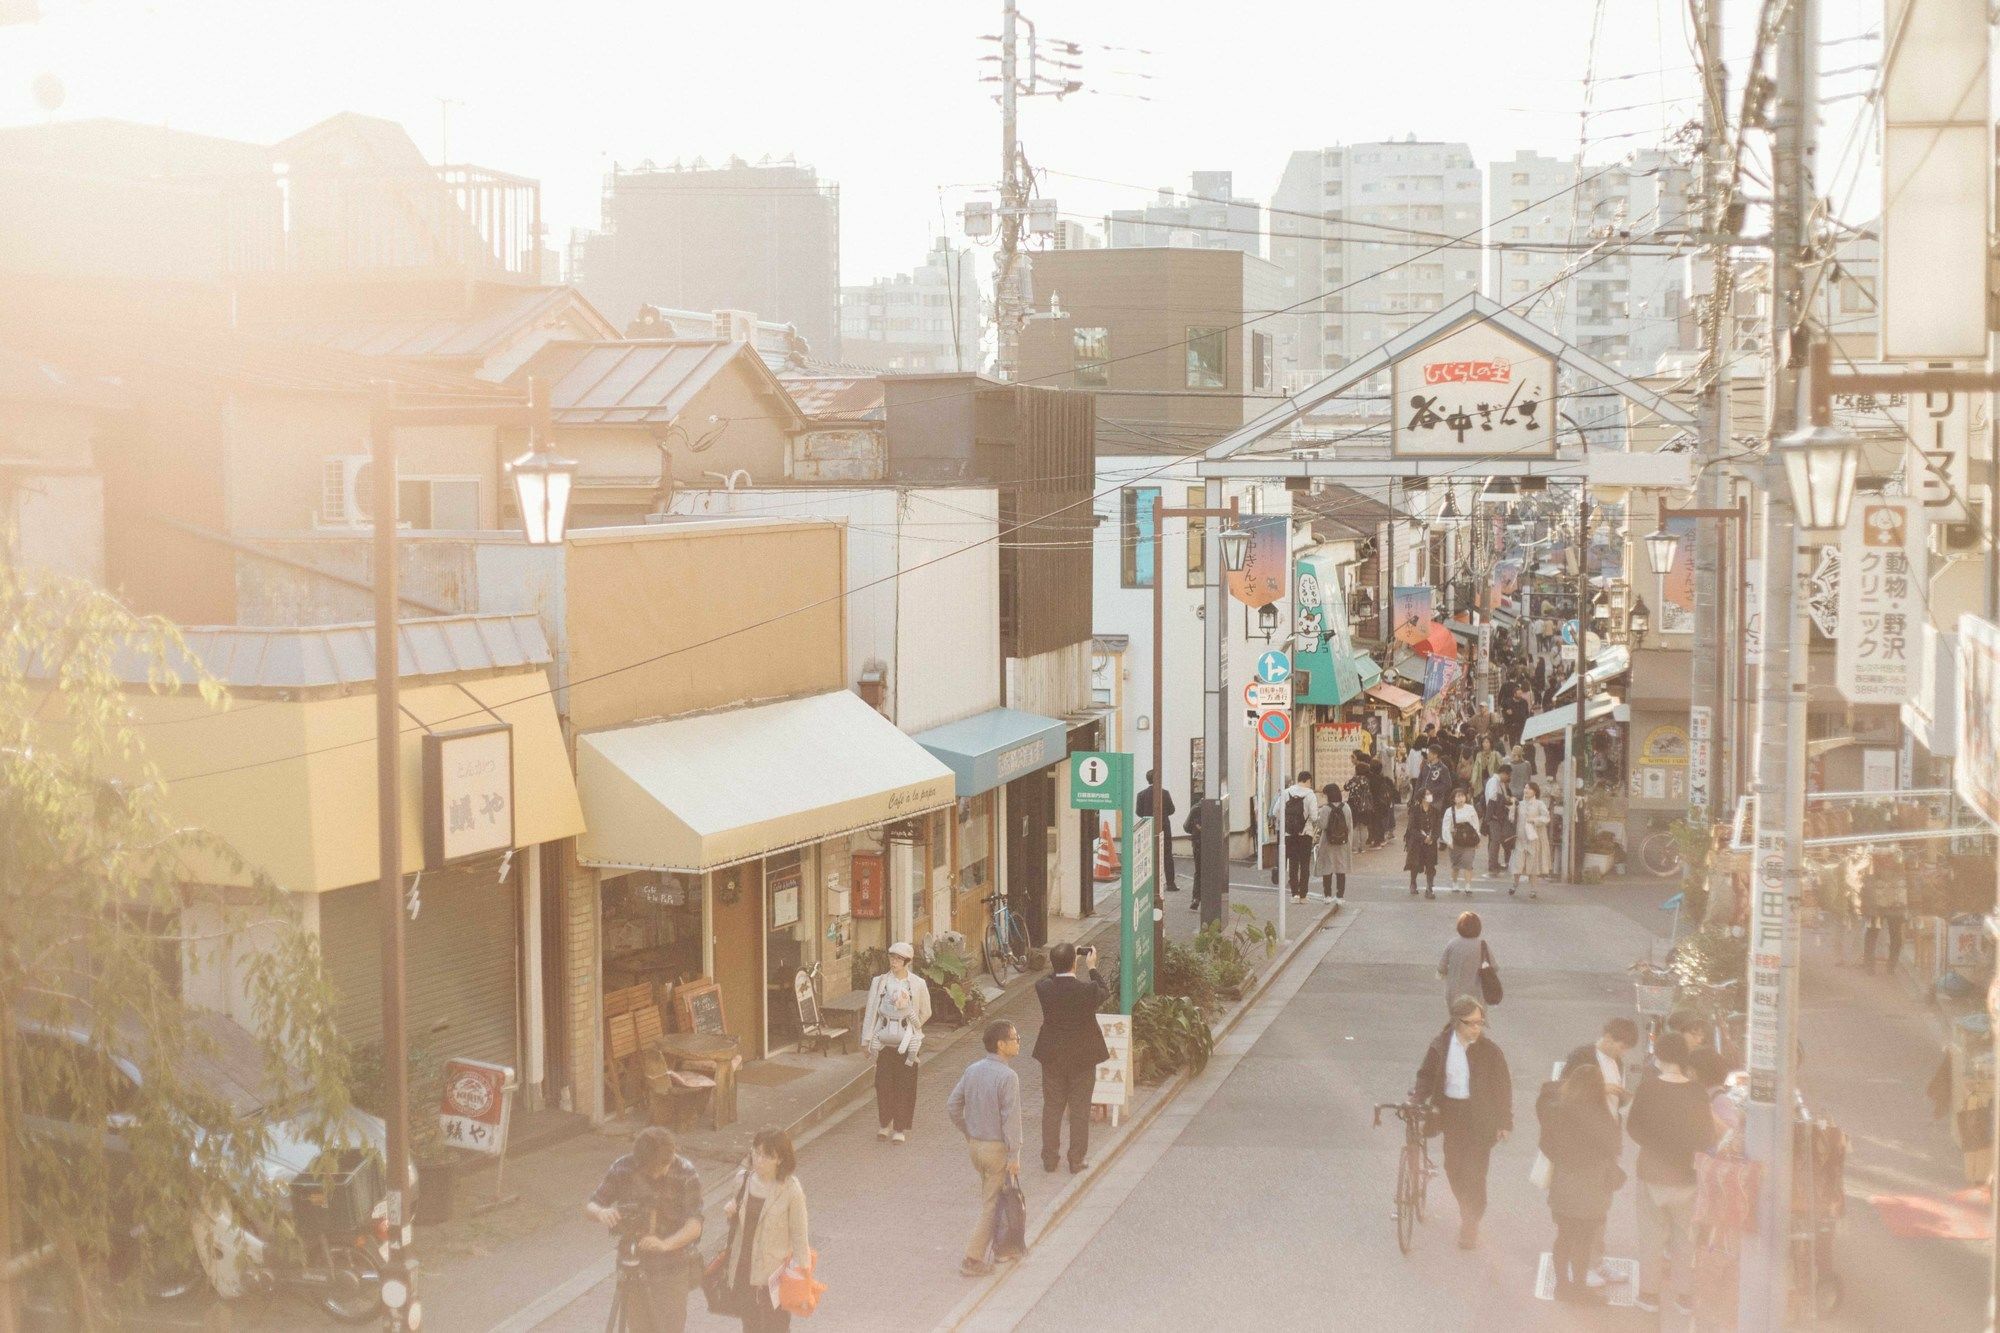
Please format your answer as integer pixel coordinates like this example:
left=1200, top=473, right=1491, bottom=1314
left=722, top=1127, right=811, bottom=1332
left=861, top=941, right=933, bottom=1142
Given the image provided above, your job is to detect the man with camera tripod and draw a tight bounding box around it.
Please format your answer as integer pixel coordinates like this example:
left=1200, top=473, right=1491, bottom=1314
left=585, top=1126, right=704, bottom=1332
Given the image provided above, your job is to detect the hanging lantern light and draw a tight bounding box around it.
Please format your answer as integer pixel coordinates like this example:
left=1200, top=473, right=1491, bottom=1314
left=1777, top=422, right=1862, bottom=531
left=1644, top=525, right=1681, bottom=576
left=1219, top=523, right=1251, bottom=572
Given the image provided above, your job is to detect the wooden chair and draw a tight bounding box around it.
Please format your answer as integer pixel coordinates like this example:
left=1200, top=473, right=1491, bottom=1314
left=642, top=1046, right=715, bottom=1131
left=794, top=970, right=852, bottom=1056
left=603, top=1011, right=641, bottom=1114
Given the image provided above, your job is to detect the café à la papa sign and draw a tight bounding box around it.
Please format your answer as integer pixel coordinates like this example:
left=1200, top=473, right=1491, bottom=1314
left=1391, top=318, right=1558, bottom=459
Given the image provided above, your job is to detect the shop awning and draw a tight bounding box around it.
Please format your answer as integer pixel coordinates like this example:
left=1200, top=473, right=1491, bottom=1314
left=1520, top=693, right=1622, bottom=745
left=1552, top=644, right=1633, bottom=700
left=117, top=671, right=584, bottom=894
left=913, top=707, right=1068, bottom=798
left=576, top=690, right=955, bottom=873
left=1350, top=652, right=1384, bottom=694
left=1365, top=682, right=1423, bottom=714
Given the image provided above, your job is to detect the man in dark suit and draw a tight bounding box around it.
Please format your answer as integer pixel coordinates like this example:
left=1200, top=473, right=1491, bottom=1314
left=1033, top=941, right=1110, bottom=1174
left=1136, top=770, right=1178, bottom=893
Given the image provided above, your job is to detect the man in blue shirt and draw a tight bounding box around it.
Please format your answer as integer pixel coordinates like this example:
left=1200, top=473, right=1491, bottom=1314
left=584, top=1126, right=703, bottom=1332
left=946, top=1019, right=1024, bottom=1276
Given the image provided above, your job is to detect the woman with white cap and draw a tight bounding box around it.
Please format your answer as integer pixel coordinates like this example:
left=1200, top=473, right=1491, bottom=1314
left=861, top=941, right=932, bottom=1143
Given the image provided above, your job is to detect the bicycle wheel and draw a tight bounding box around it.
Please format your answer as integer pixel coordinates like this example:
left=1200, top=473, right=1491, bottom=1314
left=1413, top=1142, right=1431, bottom=1222
left=1639, top=831, right=1683, bottom=879
left=1005, top=913, right=1031, bottom=967
left=983, top=924, right=1008, bottom=986
left=1394, top=1144, right=1420, bottom=1254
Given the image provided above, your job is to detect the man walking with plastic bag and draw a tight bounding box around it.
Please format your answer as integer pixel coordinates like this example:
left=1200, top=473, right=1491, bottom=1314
left=947, top=1020, right=1025, bottom=1277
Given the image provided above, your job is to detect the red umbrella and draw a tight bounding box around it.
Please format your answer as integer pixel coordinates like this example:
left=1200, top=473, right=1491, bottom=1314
left=1414, top=622, right=1459, bottom=659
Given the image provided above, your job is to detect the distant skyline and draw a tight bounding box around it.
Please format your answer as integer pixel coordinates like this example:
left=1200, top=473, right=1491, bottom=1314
left=0, top=0, right=1885, bottom=290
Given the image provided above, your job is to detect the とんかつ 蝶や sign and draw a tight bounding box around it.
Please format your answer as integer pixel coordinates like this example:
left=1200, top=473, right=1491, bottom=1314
left=1391, top=319, right=1557, bottom=459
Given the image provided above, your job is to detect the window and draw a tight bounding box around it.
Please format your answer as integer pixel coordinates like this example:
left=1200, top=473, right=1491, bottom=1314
left=1251, top=331, right=1270, bottom=391
left=1121, top=486, right=1160, bottom=588
left=1073, top=327, right=1110, bottom=387
left=1185, top=484, right=1206, bottom=587
left=1185, top=327, right=1226, bottom=389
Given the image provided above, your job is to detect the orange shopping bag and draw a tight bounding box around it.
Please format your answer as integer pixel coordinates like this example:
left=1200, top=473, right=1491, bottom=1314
left=777, top=1250, right=826, bottom=1318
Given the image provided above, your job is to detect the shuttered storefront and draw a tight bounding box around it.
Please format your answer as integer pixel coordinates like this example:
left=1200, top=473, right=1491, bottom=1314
left=320, top=855, right=520, bottom=1069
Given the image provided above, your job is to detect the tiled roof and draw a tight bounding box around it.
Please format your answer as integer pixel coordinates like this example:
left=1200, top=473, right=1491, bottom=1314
left=104, top=614, right=553, bottom=691
left=776, top=369, right=885, bottom=421
left=252, top=286, right=616, bottom=362
left=513, top=339, right=808, bottom=429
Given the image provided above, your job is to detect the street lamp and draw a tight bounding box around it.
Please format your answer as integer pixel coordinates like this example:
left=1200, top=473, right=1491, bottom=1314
left=1644, top=525, right=1681, bottom=577
left=1629, top=596, right=1651, bottom=645
left=508, top=439, right=579, bottom=545
left=1778, top=422, right=1862, bottom=531
left=1218, top=523, right=1250, bottom=573
left=1257, top=603, right=1280, bottom=641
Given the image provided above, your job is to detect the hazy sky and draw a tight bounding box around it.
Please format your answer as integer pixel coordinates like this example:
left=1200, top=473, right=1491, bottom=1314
left=0, top=0, right=1884, bottom=285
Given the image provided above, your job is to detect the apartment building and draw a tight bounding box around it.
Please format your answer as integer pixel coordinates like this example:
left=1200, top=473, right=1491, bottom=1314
left=1106, top=170, right=1261, bottom=256
left=839, top=237, right=985, bottom=373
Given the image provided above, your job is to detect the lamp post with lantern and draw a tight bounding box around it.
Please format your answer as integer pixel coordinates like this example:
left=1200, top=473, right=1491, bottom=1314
left=1645, top=496, right=1751, bottom=807
left=368, top=378, right=571, bottom=1332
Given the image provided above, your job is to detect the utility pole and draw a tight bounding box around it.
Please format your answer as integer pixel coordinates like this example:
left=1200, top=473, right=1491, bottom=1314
left=1690, top=0, right=1732, bottom=826
left=994, top=0, right=1024, bottom=381
left=1739, top=0, right=1816, bottom=1322
left=1201, top=478, right=1231, bottom=929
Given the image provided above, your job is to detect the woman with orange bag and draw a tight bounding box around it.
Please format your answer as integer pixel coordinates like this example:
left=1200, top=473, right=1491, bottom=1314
left=722, top=1127, right=813, bottom=1331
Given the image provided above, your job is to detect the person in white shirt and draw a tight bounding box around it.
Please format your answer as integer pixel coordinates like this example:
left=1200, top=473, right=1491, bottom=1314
left=1414, top=997, right=1514, bottom=1249
left=861, top=942, right=933, bottom=1143
left=1279, top=771, right=1320, bottom=902
left=1440, top=788, right=1483, bottom=896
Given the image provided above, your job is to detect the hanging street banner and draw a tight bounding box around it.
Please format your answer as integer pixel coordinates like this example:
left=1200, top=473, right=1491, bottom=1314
left=1295, top=552, right=1363, bottom=704
left=1392, top=585, right=1434, bottom=650
left=1836, top=497, right=1923, bottom=704
left=1227, top=513, right=1287, bottom=608
left=1657, top=515, right=1698, bottom=635
left=1807, top=545, right=1841, bottom=639
left=1391, top=318, right=1557, bottom=458
left=1743, top=557, right=1763, bottom=667
left=1957, top=615, right=2000, bottom=829
left=1422, top=656, right=1463, bottom=701
left=1687, top=705, right=1713, bottom=818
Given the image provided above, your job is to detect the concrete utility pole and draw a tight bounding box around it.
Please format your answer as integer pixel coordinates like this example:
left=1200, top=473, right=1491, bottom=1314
left=1739, top=0, right=1817, bottom=1322
left=1690, top=0, right=1732, bottom=823
left=1200, top=479, right=1230, bottom=929
left=994, top=0, right=1024, bottom=380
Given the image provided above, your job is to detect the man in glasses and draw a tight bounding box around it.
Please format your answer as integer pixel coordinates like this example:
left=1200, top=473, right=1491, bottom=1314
left=1413, top=996, right=1514, bottom=1249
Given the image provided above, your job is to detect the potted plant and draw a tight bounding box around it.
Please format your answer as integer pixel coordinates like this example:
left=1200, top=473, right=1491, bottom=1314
left=915, top=936, right=982, bottom=1026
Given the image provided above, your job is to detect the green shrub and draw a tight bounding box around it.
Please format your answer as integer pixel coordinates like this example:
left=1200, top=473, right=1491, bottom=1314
left=1132, top=994, right=1215, bottom=1082
left=1154, top=939, right=1220, bottom=1014
left=851, top=946, right=891, bottom=992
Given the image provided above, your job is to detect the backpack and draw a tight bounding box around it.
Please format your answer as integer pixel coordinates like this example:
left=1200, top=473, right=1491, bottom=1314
left=1323, top=805, right=1349, bottom=846
left=1284, top=791, right=1309, bottom=837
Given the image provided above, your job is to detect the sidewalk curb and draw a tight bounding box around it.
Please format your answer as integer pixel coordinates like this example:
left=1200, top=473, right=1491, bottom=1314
left=486, top=921, right=1117, bottom=1333
left=940, top=899, right=1344, bottom=1331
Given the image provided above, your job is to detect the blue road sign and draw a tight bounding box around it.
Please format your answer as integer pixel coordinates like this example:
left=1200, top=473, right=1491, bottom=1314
left=1256, top=709, right=1292, bottom=744
left=1255, top=649, right=1292, bottom=684
left=1560, top=619, right=1579, bottom=645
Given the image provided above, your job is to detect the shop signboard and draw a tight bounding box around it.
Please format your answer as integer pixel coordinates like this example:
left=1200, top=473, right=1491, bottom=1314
left=1743, top=557, right=1764, bottom=666
left=422, top=723, right=515, bottom=868
left=851, top=851, right=885, bottom=919
left=1687, top=707, right=1712, bottom=818
left=1956, top=615, right=2000, bottom=828
left=1069, top=751, right=1131, bottom=812
left=439, top=1058, right=515, bottom=1157
left=1120, top=815, right=1156, bottom=1011
left=1390, top=318, right=1556, bottom=458
left=1836, top=497, right=1923, bottom=704
left=1092, top=1012, right=1134, bottom=1125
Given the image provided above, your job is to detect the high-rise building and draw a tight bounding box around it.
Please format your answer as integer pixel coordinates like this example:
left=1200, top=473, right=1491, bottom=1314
left=839, top=238, right=986, bottom=373
left=572, top=156, right=840, bottom=359
left=1268, top=139, right=1484, bottom=390
left=1106, top=170, right=1261, bottom=256
left=1486, top=149, right=1693, bottom=374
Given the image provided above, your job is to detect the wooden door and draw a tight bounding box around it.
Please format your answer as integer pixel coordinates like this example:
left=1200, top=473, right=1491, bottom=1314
left=709, top=864, right=765, bottom=1058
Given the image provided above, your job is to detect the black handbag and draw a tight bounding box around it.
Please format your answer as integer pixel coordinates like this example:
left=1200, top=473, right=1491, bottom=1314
left=1478, top=941, right=1504, bottom=1006
left=701, top=1168, right=754, bottom=1316
left=1452, top=815, right=1479, bottom=849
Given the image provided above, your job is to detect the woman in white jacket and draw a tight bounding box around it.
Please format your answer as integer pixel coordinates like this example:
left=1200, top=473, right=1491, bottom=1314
left=1440, top=788, right=1483, bottom=897
left=860, top=941, right=932, bottom=1143
left=1513, top=781, right=1553, bottom=899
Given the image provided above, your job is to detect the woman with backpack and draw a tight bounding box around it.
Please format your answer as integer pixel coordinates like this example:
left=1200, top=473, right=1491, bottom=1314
left=1312, top=782, right=1352, bottom=905
left=1440, top=787, right=1483, bottom=897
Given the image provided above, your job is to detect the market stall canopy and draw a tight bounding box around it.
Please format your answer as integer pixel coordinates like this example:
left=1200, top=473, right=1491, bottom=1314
left=1365, top=682, right=1424, bottom=714
left=576, top=690, right=955, bottom=873
left=1552, top=644, right=1633, bottom=699
left=1519, top=693, right=1622, bottom=745
left=913, top=707, right=1067, bottom=799
left=1414, top=623, right=1460, bottom=659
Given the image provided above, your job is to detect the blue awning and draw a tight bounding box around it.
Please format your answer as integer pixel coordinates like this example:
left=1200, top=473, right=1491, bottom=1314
left=912, top=707, right=1069, bottom=798
left=1351, top=652, right=1384, bottom=694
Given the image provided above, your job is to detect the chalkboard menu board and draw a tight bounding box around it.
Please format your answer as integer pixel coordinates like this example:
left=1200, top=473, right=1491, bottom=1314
left=674, top=979, right=726, bottom=1035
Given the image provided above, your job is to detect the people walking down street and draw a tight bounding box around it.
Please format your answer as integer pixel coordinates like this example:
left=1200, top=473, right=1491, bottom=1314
left=1626, top=1033, right=1720, bottom=1316
left=1562, top=1016, right=1640, bottom=1288
left=584, top=1126, right=704, bottom=1333
left=1512, top=781, right=1552, bottom=898
left=1405, top=789, right=1442, bottom=898
left=946, top=1020, right=1024, bottom=1277
left=1857, top=849, right=1909, bottom=974
left=1441, top=789, right=1482, bottom=896
left=1417, top=748, right=1455, bottom=813
left=861, top=942, right=932, bottom=1143
left=1313, top=782, right=1352, bottom=904
left=1506, top=744, right=1534, bottom=800
left=720, top=1128, right=811, bottom=1333
left=1136, top=770, right=1178, bottom=894
left=1370, top=757, right=1400, bottom=847
left=1404, top=741, right=1424, bottom=792
left=1470, top=735, right=1502, bottom=796
left=1344, top=761, right=1376, bottom=852
left=1536, top=1061, right=1624, bottom=1305
left=1281, top=770, right=1319, bottom=903
left=1413, top=996, right=1513, bottom=1250
left=1033, top=943, right=1109, bottom=1174
left=1438, top=911, right=1490, bottom=1013
left=1182, top=803, right=1205, bottom=911
left=1484, top=768, right=1517, bottom=880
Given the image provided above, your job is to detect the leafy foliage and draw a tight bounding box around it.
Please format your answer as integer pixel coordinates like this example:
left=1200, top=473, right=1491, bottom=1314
left=1152, top=939, right=1219, bottom=1014
left=917, top=935, right=982, bottom=1020
left=1131, top=995, right=1214, bottom=1083
left=0, top=569, right=353, bottom=1323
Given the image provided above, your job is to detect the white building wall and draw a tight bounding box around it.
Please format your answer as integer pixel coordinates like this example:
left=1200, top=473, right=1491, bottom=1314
left=893, top=489, right=1003, bottom=733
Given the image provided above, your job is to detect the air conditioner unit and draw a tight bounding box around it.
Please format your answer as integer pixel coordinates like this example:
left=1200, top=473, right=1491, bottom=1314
left=712, top=310, right=758, bottom=344
left=320, top=454, right=373, bottom=526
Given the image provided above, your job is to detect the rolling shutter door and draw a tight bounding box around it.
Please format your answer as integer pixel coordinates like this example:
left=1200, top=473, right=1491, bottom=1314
left=320, top=855, right=520, bottom=1069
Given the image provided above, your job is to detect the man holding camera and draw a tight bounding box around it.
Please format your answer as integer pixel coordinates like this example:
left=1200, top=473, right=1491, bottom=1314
left=1033, top=941, right=1110, bottom=1174
left=584, top=1126, right=704, bottom=1332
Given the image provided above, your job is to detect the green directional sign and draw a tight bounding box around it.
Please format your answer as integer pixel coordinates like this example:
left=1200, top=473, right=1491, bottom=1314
left=1121, top=815, right=1156, bottom=1011
left=1069, top=751, right=1129, bottom=811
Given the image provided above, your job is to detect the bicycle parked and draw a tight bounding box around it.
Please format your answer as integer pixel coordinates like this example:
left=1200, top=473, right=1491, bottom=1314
left=1373, top=1099, right=1436, bottom=1255
left=981, top=892, right=1031, bottom=986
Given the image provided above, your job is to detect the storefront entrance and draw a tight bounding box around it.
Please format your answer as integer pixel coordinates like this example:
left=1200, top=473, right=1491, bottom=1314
left=1004, top=768, right=1055, bottom=945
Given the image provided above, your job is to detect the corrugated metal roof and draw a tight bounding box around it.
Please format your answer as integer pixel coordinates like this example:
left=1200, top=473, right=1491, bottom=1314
left=101, top=613, right=552, bottom=691
left=515, top=338, right=808, bottom=429
left=255, top=286, right=613, bottom=362
left=22, top=328, right=521, bottom=401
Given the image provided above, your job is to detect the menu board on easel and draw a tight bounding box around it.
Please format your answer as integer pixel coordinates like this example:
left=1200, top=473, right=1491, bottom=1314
left=673, top=979, right=726, bottom=1035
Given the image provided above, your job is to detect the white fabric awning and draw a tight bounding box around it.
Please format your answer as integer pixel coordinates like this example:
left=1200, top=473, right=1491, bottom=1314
left=1520, top=693, right=1621, bottom=745
left=576, top=691, right=956, bottom=872
left=1552, top=644, right=1632, bottom=699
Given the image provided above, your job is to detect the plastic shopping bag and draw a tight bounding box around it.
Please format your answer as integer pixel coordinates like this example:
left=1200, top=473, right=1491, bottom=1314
left=992, top=1180, right=1028, bottom=1261
left=776, top=1249, right=827, bottom=1318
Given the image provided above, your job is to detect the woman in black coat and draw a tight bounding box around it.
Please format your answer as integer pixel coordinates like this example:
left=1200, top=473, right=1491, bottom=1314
left=1413, top=997, right=1513, bottom=1249
left=1536, top=1060, right=1625, bottom=1304
left=1404, top=788, right=1442, bottom=899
